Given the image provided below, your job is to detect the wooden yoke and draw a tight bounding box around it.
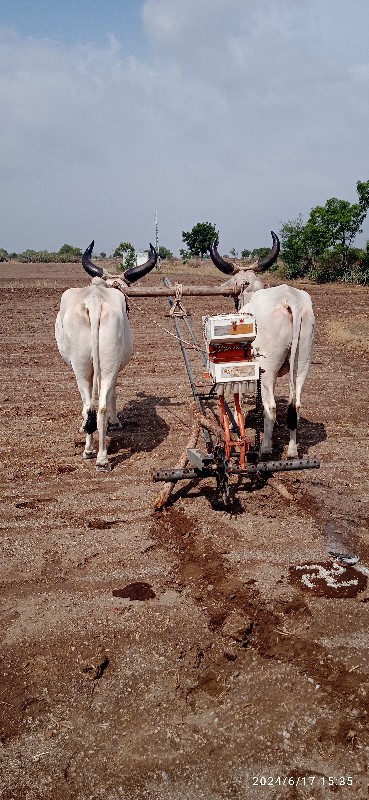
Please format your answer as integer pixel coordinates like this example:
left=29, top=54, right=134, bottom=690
left=121, top=285, right=243, bottom=298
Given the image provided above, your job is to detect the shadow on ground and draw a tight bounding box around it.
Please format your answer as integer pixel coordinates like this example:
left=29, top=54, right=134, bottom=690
left=108, top=391, right=172, bottom=466
left=245, top=397, right=326, bottom=459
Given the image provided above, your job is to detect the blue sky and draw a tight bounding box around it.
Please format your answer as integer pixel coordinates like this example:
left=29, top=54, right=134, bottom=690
left=0, top=1, right=143, bottom=48
left=1, top=0, right=369, bottom=255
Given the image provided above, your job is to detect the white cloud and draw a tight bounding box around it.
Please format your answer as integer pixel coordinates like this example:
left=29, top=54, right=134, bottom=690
left=1, top=0, right=369, bottom=255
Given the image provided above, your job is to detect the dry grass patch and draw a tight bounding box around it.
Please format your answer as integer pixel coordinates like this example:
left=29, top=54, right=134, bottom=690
left=324, top=313, right=369, bottom=355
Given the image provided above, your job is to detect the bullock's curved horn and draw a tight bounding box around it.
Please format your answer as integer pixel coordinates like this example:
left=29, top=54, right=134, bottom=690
left=82, top=240, right=104, bottom=278
left=123, top=243, right=158, bottom=284
left=255, top=231, right=280, bottom=272
left=209, top=239, right=235, bottom=275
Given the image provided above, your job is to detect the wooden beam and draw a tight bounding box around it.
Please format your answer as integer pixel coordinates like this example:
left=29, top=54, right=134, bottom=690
left=122, top=285, right=241, bottom=297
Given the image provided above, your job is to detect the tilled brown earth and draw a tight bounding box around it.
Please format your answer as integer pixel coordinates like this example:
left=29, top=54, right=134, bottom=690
left=0, top=262, right=368, bottom=799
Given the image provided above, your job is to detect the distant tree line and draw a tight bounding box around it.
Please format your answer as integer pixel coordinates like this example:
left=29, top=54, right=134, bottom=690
left=180, top=180, right=369, bottom=284
left=0, top=243, right=82, bottom=263
left=0, top=241, right=175, bottom=270
left=2, top=181, right=369, bottom=284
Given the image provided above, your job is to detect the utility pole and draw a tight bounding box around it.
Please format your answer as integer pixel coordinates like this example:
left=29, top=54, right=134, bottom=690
left=154, top=211, right=160, bottom=270
left=155, top=211, right=159, bottom=253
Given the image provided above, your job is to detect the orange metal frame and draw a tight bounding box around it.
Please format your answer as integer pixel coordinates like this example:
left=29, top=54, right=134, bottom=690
left=219, top=393, right=248, bottom=469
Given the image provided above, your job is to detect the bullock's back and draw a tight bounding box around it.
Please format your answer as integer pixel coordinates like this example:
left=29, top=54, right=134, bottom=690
left=55, top=284, right=132, bottom=372
left=244, top=284, right=313, bottom=316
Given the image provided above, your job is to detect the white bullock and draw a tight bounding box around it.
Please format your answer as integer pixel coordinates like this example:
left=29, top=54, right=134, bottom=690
left=210, top=233, right=315, bottom=458
left=55, top=241, right=157, bottom=470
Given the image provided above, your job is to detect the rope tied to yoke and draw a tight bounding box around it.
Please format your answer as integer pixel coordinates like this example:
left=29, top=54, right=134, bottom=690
left=99, top=274, right=204, bottom=352
left=169, top=283, right=188, bottom=318
left=127, top=295, right=205, bottom=354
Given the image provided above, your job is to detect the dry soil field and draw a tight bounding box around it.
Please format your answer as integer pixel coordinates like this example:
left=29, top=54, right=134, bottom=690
left=0, top=260, right=368, bottom=800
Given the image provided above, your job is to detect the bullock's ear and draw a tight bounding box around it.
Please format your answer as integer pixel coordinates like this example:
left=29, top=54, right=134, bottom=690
left=82, top=241, right=104, bottom=279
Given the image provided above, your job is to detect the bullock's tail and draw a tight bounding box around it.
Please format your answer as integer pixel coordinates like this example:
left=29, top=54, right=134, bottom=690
left=286, top=299, right=302, bottom=432
left=287, top=401, right=298, bottom=432
left=84, top=408, right=97, bottom=435
left=84, top=294, right=102, bottom=434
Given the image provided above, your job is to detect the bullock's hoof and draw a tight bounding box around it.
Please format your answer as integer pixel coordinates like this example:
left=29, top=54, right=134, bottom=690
left=287, top=447, right=299, bottom=459
left=107, top=422, right=122, bottom=433
left=83, top=449, right=97, bottom=460
left=260, top=448, right=272, bottom=459
left=96, top=461, right=111, bottom=472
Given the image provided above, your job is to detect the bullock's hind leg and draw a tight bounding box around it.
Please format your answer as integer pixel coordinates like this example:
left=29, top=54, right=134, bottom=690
left=96, top=406, right=110, bottom=471
left=287, top=309, right=315, bottom=458
left=259, top=379, right=276, bottom=456
left=83, top=418, right=97, bottom=459
left=286, top=355, right=299, bottom=458
left=286, top=376, right=305, bottom=458
left=73, top=371, right=97, bottom=460
left=95, top=382, right=113, bottom=471
left=107, top=384, right=122, bottom=432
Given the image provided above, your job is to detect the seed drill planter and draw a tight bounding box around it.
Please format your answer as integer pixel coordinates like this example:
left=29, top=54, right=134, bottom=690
left=150, top=278, right=319, bottom=505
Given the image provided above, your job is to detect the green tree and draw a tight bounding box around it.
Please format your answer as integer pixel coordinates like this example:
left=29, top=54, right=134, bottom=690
left=0, top=248, right=9, bottom=262
left=279, top=214, right=309, bottom=278
left=158, top=245, right=173, bottom=260
left=58, top=243, right=82, bottom=259
left=100, top=252, right=107, bottom=259
left=251, top=246, right=271, bottom=259
left=355, top=241, right=369, bottom=285
left=181, top=222, right=218, bottom=259
left=113, top=241, right=133, bottom=258
left=280, top=180, right=369, bottom=282
left=305, top=181, right=369, bottom=271
left=19, top=249, right=39, bottom=262
left=241, top=248, right=251, bottom=258
left=113, top=241, right=136, bottom=271
left=229, top=247, right=238, bottom=258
